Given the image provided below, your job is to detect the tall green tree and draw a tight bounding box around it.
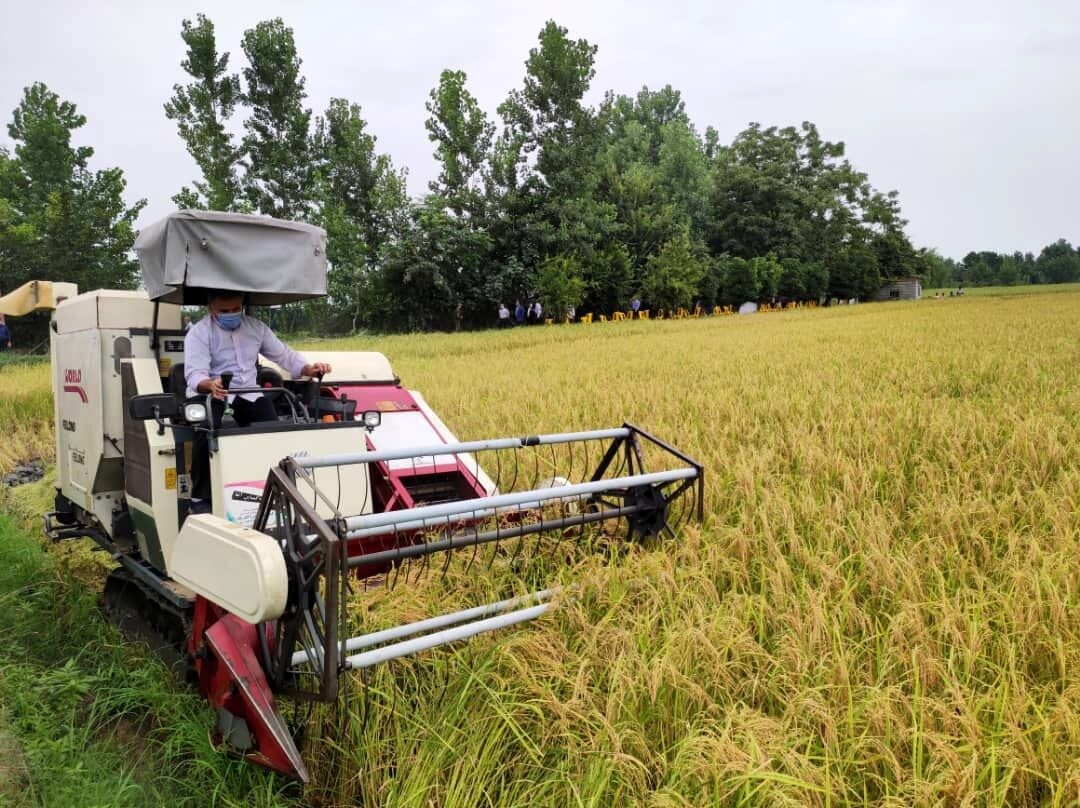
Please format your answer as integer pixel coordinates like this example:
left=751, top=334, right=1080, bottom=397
left=960, top=250, right=1003, bottom=285
left=594, top=85, right=710, bottom=309
left=1035, top=239, right=1080, bottom=284
left=640, top=230, right=707, bottom=311
left=419, top=69, right=500, bottom=321
left=5, top=83, right=93, bottom=210
left=829, top=242, right=880, bottom=300
left=493, top=21, right=613, bottom=272
left=311, top=98, right=410, bottom=329
left=710, top=122, right=864, bottom=264
left=535, top=254, right=586, bottom=321
left=240, top=18, right=313, bottom=219
left=425, top=70, right=494, bottom=219
left=0, top=83, right=144, bottom=329
left=164, top=14, right=242, bottom=210
left=863, top=188, right=919, bottom=280
left=717, top=256, right=759, bottom=305
left=374, top=197, right=492, bottom=331
left=915, top=248, right=952, bottom=289
left=597, top=90, right=683, bottom=274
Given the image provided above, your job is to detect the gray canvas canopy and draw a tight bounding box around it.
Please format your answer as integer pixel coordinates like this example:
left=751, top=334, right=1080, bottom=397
left=134, top=210, right=328, bottom=305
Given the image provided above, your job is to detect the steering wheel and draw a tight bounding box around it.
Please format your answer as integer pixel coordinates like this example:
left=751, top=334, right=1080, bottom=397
left=255, top=367, right=285, bottom=402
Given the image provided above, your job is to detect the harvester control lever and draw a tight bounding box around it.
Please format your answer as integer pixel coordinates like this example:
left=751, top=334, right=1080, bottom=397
left=217, top=385, right=307, bottom=424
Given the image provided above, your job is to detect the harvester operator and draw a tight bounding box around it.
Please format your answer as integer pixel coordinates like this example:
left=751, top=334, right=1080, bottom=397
left=184, top=289, right=331, bottom=513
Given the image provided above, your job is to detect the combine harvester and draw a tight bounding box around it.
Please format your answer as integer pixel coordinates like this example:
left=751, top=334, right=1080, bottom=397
left=0, top=211, right=703, bottom=782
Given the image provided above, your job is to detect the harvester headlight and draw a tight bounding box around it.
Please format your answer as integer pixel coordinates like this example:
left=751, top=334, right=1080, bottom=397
left=361, top=410, right=381, bottom=431
left=184, top=402, right=208, bottom=423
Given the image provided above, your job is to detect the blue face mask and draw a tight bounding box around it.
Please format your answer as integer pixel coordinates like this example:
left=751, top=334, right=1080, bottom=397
left=216, top=312, right=243, bottom=331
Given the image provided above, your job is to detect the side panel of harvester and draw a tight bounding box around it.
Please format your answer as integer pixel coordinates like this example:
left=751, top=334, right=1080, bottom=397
left=211, top=426, right=375, bottom=526
left=51, top=291, right=183, bottom=536
left=121, top=356, right=187, bottom=569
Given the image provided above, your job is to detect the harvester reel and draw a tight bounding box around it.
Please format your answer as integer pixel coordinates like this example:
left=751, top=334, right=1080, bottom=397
left=251, top=423, right=703, bottom=706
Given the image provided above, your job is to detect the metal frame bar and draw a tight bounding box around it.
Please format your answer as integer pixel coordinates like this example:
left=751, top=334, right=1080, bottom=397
left=346, top=505, right=640, bottom=569
left=295, top=427, right=631, bottom=470
left=290, top=589, right=556, bottom=667
left=253, top=466, right=344, bottom=701
left=343, top=468, right=697, bottom=539
left=345, top=602, right=552, bottom=669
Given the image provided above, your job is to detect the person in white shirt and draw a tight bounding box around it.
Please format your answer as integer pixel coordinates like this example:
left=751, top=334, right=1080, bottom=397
left=183, top=289, right=331, bottom=512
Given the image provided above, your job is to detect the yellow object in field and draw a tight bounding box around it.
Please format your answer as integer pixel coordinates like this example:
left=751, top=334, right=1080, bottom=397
left=0, top=280, right=79, bottom=316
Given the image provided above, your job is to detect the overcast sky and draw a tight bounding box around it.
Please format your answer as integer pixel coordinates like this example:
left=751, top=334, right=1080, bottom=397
left=1, top=0, right=1077, bottom=259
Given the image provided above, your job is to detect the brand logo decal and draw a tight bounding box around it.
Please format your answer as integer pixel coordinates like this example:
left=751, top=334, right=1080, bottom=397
left=62, top=369, right=87, bottom=402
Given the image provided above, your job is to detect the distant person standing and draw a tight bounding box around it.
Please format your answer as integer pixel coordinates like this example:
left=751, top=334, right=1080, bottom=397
left=454, top=302, right=463, bottom=331
left=497, top=303, right=510, bottom=328
left=0, top=314, right=11, bottom=351
left=631, top=297, right=641, bottom=317
left=514, top=300, right=525, bottom=325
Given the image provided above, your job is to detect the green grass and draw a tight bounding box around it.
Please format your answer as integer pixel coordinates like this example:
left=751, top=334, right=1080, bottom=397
left=0, top=353, right=49, bottom=369
left=0, top=508, right=303, bottom=807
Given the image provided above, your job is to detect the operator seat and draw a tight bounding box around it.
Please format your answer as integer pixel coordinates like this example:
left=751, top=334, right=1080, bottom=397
left=169, top=363, right=188, bottom=409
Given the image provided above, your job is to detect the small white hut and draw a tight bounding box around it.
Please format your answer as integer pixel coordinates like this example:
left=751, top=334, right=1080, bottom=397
left=873, top=276, right=922, bottom=301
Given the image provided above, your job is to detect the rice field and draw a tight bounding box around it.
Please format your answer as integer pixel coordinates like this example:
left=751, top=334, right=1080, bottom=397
left=1, top=289, right=1079, bottom=806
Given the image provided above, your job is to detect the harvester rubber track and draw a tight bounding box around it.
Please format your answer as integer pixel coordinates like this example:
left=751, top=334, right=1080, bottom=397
left=103, top=567, right=194, bottom=681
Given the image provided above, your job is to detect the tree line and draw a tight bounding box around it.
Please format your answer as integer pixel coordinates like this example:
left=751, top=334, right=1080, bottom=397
left=921, top=244, right=1080, bottom=289
left=2, top=16, right=1078, bottom=337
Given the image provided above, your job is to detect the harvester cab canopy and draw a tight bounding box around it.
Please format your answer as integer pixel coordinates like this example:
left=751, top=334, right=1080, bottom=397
left=133, top=210, right=328, bottom=306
